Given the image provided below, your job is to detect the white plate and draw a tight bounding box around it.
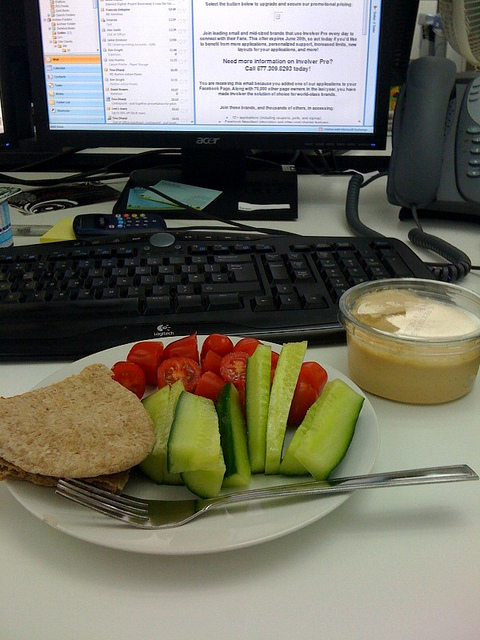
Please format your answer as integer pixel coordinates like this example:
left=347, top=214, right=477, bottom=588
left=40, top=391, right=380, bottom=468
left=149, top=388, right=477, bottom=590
left=6, top=337, right=379, bottom=555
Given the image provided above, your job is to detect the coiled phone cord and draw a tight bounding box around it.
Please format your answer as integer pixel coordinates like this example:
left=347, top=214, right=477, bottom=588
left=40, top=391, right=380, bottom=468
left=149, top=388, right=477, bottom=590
left=345, top=172, right=473, bottom=282
left=345, top=173, right=384, bottom=238
left=407, top=207, right=472, bottom=281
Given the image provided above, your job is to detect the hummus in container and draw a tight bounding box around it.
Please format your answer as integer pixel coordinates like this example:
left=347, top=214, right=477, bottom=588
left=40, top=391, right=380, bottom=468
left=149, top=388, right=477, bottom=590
left=338, top=279, right=480, bottom=404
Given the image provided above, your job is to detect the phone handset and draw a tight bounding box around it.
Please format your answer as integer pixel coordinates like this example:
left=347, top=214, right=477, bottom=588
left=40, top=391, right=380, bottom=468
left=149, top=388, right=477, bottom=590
left=347, top=56, right=472, bottom=282
left=387, top=56, right=457, bottom=209
left=384, top=56, right=472, bottom=282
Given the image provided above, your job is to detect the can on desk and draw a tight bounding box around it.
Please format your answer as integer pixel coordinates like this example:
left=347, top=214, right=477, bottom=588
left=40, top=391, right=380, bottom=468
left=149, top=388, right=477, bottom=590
left=0, top=187, right=22, bottom=248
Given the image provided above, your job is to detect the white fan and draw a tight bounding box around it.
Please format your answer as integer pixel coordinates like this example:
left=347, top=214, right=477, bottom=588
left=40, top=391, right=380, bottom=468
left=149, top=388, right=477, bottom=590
left=439, top=0, right=480, bottom=67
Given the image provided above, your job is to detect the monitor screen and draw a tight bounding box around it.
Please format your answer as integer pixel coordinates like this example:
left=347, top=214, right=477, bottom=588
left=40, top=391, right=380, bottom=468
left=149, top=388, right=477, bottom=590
left=26, top=0, right=414, bottom=146
left=23, top=0, right=417, bottom=217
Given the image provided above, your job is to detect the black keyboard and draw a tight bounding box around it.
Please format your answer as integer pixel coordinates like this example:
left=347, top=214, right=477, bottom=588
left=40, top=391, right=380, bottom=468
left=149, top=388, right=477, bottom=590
left=0, top=230, right=434, bottom=359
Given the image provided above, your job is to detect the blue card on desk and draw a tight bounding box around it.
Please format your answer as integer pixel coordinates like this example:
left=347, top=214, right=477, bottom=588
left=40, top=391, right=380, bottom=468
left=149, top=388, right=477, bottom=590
left=127, top=180, right=222, bottom=211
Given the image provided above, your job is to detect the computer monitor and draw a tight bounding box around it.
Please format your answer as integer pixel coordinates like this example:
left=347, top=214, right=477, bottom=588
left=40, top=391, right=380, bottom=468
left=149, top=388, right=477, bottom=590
left=0, top=0, right=33, bottom=149
left=23, top=0, right=419, bottom=217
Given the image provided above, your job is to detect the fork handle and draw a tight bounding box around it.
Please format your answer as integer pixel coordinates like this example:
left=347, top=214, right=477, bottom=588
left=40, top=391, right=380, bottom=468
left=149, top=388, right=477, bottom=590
left=202, top=465, right=478, bottom=509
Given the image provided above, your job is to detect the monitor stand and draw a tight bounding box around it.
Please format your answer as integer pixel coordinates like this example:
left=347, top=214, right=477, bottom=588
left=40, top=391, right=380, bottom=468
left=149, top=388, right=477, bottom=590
left=117, top=148, right=298, bottom=221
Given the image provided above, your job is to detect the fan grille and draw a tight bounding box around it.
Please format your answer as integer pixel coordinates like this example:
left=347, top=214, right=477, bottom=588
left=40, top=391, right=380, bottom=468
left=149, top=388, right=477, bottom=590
left=439, top=0, right=480, bottom=67
left=465, top=0, right=480, bottom=63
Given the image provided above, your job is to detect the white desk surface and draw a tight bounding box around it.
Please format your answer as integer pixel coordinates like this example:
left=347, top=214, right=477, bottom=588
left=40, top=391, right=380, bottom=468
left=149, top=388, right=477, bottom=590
left=1, top=173, right=480, bottom=640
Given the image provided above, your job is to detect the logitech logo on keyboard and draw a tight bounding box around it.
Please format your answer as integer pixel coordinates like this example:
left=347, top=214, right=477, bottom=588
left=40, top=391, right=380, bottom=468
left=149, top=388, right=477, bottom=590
left=154, top=323, right=175, bottom=338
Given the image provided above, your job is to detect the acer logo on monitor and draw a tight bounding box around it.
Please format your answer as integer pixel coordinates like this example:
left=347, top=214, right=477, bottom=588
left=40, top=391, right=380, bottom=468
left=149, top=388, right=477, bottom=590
left=196, top=137, right=221, bottom=145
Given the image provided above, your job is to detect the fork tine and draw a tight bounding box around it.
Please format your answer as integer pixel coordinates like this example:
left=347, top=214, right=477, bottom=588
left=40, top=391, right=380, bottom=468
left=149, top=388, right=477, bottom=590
left=56, top=479, right=149, bottom=524
left=58, top=479, right=148, bottom=513
left=56, top=486, right=142, bottom=523
left=56, top=486, right=149, bottom=525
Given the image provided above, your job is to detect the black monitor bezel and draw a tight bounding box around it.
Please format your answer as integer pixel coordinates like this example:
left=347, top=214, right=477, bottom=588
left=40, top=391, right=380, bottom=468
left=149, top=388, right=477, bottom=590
left=0, top=0, right=34, bottom=150
left=23, top=0, right=409, bottom=154
left=0, top=83, right=15, bottom=149
left=0, top=17, right=19, bottom=148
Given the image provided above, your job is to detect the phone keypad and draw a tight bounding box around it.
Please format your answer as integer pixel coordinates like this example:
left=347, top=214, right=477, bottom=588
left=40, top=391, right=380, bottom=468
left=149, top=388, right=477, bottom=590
left=457, top=78, right=480, bottom=197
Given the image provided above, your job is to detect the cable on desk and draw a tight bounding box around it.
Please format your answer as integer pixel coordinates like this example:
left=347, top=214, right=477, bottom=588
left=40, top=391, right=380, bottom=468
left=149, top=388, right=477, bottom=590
left=407, top=206, right=471, bottom=281
left=345, top=172, right=385, bottom=237
left=0, top=148, right=184, bottom=187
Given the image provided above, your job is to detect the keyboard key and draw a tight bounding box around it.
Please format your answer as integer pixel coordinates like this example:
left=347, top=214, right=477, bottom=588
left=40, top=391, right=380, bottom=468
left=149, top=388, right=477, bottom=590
left=302, top=293, right=328, bottom=309
left=381, top=254, right=412, bottom=277
left=278, top=294, right=302, bottom=310
left=253, top=295, right=276, bottom=311
left=207, top=293, right=242, bottom=310
left=201, top=282, right=259, bottom=294
left=144, top=296, right=172, bottom=314
left=266, top=262, right=289, bottom=282
left=228, top=263, right=257, bottom=282
left=176, top=295, right=204, bottom=312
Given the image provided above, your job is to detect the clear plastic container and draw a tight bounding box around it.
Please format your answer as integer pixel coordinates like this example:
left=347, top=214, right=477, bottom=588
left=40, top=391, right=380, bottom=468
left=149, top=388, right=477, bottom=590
left=339, top=279, right=480, bottom=404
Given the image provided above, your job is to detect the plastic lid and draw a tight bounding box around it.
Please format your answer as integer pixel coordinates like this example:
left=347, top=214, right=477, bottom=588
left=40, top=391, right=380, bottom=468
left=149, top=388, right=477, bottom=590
left=340, top=279, right=480, bottom=343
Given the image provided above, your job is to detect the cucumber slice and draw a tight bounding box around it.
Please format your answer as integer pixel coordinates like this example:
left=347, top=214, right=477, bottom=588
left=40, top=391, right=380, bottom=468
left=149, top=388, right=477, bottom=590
left=245, top=343, right=272, bottom=473
left=167, top=391, right=223, bottom=473
left=216, top=382, right=251, bottom=488
left=279, top=399, right=319, bottom=476
left=293, top=378, right=364, bottom=480
left=139, top=380, right=184, bottom=485
left=181, top=449, right=226, bottom=498
left=265, top=341, right=307, bottom=474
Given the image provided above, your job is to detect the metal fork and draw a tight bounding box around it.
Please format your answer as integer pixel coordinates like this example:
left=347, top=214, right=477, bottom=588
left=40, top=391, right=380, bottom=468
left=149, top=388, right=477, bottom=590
left=56, top=465, right=478, bottom=529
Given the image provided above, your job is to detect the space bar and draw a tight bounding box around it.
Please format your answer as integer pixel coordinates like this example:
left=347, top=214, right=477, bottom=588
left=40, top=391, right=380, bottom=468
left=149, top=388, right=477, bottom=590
left=2, top=298, right=141, bottom=317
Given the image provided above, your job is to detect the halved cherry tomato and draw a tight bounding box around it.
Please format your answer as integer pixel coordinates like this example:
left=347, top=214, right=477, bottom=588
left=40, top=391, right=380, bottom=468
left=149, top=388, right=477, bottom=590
left=220, top=350, right=249, bottom=388
left=126, top=341, right=164, bottom=386
left=201, top=349, right=223, bottom=375
left=157, top=356, right=201, bottom=392
left=298, top=361, right=328, bottom=396
left=288, top=380, right=318, bottom=428
left=195, top=371, right=227, bottom=401
left=233, top=337, right=262, bottom=357
left=111, top=361, right=146, bottom=399
left=163, top=333, right=199, bottom=362
left=200, top=334, right=234, bottom=360
left=286, top=362, right=328, bottom=428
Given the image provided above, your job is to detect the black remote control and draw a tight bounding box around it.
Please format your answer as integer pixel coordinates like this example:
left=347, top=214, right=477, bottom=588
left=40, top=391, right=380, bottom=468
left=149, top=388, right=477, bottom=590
left=73, top=212, right=166, bottom=238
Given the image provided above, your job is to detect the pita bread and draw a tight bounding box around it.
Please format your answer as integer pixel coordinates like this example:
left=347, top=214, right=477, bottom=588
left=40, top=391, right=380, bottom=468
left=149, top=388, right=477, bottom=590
left=0, top=457, right=131, bottom=493
left=0, top=363, right=155, bottom=479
